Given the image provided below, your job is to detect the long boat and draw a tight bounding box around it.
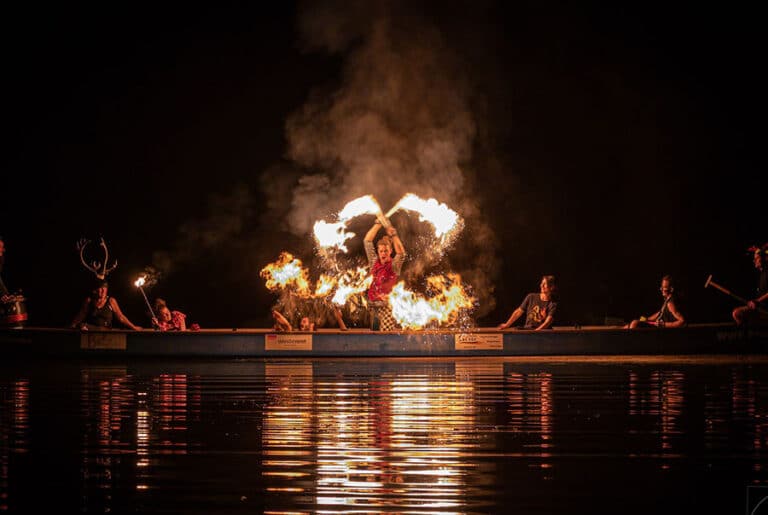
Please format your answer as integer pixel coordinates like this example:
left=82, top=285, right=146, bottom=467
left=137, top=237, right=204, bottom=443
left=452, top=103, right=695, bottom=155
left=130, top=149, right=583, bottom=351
left=0, top=323, right=766, bottom=358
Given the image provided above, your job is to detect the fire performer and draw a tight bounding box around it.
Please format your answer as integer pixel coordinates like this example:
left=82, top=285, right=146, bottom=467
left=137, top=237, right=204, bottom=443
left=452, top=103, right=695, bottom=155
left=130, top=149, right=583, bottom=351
left=364, top=219, right=406, bottom=331
left=733, top=243, right=768, bottom=327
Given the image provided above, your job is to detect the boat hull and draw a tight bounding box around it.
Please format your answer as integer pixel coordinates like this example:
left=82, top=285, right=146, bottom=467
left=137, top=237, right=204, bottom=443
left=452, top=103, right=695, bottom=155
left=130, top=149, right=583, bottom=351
left=1, top=324, right=766, bottom=358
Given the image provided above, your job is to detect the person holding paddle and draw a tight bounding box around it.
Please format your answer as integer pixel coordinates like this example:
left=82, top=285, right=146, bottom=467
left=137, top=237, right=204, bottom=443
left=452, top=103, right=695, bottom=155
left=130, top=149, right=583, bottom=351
left=732, top=243, right=768, bottom=327
left=627, top=275, right=685, bottom=329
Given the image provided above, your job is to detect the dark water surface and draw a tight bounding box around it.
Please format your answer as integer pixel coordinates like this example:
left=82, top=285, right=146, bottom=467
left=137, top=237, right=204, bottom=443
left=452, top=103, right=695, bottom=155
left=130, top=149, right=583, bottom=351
left=2, top=356, right=768, bottom=514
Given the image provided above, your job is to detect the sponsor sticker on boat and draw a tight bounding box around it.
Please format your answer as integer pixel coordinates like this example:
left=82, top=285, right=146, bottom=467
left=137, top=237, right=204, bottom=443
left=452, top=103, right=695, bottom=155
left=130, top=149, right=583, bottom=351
left=454, top=333, right=503, bottom=350
left=265, top=333, right=313, bottom=351
left=80, top=332, right=127, bottom=350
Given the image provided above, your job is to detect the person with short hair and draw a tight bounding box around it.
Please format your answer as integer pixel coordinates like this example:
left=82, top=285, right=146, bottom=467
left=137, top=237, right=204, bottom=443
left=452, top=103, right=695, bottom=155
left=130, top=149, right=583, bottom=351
left=364, top=219, right=406, bottom=331
left=627, top=275, right=685, bottom=329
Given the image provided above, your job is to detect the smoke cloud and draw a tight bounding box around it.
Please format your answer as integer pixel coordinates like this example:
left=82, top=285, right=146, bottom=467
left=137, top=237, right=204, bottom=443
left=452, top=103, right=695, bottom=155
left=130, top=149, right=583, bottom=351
left=272, top=0, right=500, bottom=317
left=148, top=0, right=502, bottom=323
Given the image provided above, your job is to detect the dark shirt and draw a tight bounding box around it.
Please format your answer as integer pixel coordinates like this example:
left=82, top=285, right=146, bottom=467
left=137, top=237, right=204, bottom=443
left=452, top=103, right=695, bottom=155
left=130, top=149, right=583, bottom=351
left=758, top=267, right=768, bottom=298
left=519, top=293, right=557, bottom=329
left=658, top=296, right=680, bottom=323
left=86, top=297, right=114, bottom=328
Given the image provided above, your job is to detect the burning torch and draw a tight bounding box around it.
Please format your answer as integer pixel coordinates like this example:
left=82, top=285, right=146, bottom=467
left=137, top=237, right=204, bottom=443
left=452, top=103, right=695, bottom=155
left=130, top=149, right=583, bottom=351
left=134, top=276, right=157, bottom=322
left=376, top=210, right=392, bottom=229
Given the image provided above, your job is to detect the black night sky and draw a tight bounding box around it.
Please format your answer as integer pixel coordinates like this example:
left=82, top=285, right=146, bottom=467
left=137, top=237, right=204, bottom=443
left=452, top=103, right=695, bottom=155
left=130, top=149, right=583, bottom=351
left=2, top=1, right=765, bottom=329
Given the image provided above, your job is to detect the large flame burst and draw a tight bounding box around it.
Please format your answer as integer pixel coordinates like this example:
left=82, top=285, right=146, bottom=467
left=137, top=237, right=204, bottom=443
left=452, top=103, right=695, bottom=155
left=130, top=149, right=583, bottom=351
left=389, top=274, right=476, bottom=329
left=263, top=193, right=473, bottom=329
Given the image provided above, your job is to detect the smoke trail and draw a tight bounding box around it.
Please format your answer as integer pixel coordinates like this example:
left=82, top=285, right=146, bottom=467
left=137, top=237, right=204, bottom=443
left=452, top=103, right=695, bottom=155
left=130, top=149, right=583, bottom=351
left=274, top=0, right=500, bottom=317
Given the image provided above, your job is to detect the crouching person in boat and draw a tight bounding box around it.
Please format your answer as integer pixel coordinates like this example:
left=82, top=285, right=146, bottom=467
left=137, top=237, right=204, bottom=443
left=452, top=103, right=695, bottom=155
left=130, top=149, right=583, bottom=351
left=627, top=275, right=685, bottom=329
left=271, top=309, right=317, bottom=332
left=732, top=243, right=768, bottom=327
left=151, top=298, right=197, bottom=331
left=364, top=220, right=406, bottom=331
left=70, top=279, right=142, bottom=331
left=498, top=275, right=558, bottom=331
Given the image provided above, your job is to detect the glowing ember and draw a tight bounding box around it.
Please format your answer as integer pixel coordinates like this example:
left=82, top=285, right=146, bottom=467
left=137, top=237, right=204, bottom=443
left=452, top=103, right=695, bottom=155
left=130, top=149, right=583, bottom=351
left=386, top=193, right=461, bottom=242
left=389, top=274, right=475, bottom=329
left=134, top=276, right=146, bottom=288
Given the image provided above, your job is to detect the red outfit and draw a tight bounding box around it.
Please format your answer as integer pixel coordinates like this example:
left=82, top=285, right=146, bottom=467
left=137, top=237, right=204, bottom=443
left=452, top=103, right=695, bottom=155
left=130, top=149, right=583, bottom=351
left=368, top=260, right=397, bottom=301
left=157, top=310, right=186, bottom=331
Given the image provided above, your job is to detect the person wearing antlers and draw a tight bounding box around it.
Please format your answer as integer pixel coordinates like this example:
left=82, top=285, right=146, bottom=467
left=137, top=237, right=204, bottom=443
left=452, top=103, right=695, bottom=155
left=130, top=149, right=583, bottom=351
left=70, top=238, right=141, bottom=331
left=364, top=216, right=406, bottom=331
left=732, top=243, right=768, bottom=327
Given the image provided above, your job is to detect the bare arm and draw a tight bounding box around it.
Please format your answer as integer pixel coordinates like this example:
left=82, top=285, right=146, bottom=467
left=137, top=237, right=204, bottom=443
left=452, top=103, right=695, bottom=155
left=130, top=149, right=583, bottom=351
left=110, top=298, right=141, bottom=330
left=498, top=307, right=524, bottom=329
left=70, top=298, right=91, bottom=328
left=364, top=221, right=382, bottom=242
left=748, top=290, right=768, bottom=309
left=662, top=300, right=685, bottom=328
left=535, top=315, right=554, bottom=331
left=272, top=310, right=292, bottom=331
left=333, top=306, right=347, bottom=331
left=387, top=226, right=405, bottom=256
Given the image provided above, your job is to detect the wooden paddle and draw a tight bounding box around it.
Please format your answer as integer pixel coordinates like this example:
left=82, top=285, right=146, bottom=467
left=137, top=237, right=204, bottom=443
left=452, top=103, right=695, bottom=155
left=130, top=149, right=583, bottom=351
left=705, top=275, right=768, bottom=314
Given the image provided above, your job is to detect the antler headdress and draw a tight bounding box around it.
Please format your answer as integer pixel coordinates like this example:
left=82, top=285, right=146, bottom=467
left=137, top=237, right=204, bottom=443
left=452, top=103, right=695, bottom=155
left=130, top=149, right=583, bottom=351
left=77, top=237, right=118, bottom=280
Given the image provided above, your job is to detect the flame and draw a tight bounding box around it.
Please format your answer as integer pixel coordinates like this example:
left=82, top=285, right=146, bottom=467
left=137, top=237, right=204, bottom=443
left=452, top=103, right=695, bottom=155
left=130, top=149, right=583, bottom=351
left=337, top=195, right=382, bottom=221
left=314, top=195, right=385, bottom=253
left=315, top=274, right=337, bottom=296
left=264, top=194, right=475, bottom=328
left=313, top=220, right=355, bottom=253
left=134, top=276, right=146, bottom=288
left=330, top=267, right=373, bottom=305
left=386, top=193, right=461, bottom=242
left=389, top=273, right=475, bottom=329
left=260, top=252, right=311, bottom=296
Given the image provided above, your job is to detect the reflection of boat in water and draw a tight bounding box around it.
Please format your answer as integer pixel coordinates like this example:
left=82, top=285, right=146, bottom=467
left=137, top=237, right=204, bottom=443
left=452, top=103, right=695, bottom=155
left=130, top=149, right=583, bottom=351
left=1, top=323, right=766, bottom=358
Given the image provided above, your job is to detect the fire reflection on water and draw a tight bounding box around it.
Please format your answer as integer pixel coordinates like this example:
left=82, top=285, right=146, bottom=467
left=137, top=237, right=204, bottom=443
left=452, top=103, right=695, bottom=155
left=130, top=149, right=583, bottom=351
left=1, top=359, right=768, bottom=512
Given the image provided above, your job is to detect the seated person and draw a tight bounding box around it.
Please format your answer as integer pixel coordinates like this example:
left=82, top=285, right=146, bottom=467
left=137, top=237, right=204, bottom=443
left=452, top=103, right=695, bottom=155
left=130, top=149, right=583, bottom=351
left=498, top=275, right=558, bottom=331
left=71, top=279, right=141, bottom=330
left=627, top=275, right=685, bottom=329
left=152, top=298, right=188, bottom=331
left=733, top=243, right=768, bottom=327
